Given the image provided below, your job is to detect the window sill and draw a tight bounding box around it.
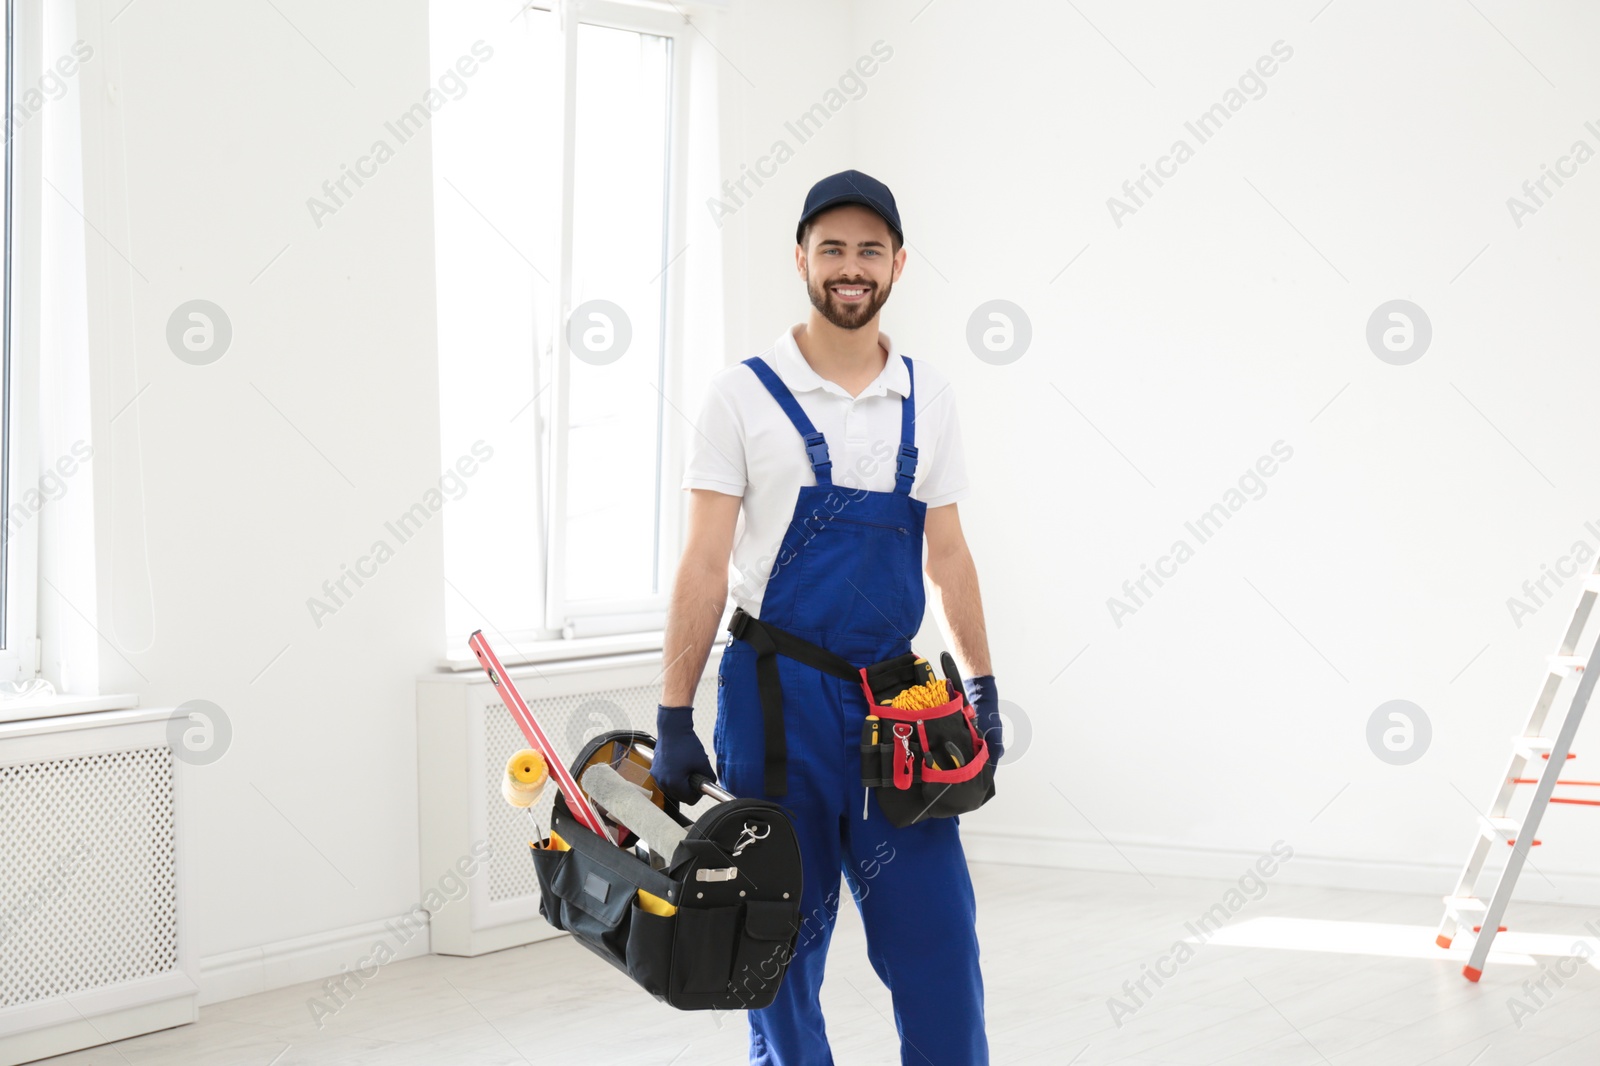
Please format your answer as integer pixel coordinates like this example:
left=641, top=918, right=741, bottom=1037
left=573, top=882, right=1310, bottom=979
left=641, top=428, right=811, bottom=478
left=0, top=692, right=141, bottom=725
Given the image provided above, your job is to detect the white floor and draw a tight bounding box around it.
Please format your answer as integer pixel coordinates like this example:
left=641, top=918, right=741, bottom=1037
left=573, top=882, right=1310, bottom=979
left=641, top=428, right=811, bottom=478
left=36, top=862, right=1600, bottom=1065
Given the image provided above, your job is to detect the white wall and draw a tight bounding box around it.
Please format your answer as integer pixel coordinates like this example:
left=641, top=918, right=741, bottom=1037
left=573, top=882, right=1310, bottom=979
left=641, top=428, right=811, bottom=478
left=837, top=0, right=1600, bottom=901
left=71, top=0, right=449, bottom=985
left=706, top=0, right=861, bottom=356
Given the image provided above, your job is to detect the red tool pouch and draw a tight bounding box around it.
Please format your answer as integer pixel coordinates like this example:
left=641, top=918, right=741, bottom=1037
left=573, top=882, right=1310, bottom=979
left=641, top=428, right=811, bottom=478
left=857, top=655, right=995, bottom=827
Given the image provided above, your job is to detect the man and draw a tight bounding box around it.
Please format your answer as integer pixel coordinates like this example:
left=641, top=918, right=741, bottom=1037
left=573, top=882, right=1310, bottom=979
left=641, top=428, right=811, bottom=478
left=654, top=169, right=1002, bottom=1066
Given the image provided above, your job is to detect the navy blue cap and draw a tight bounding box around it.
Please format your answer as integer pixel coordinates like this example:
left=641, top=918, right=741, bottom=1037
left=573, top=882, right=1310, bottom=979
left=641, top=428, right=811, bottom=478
left=796, top=170, right=902, bottom=247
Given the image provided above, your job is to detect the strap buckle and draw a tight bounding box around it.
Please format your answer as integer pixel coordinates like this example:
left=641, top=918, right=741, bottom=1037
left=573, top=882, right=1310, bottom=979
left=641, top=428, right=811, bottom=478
left=727, top=607, right=752, bottom=641
left=804, top=431, right=833, bottom=474
left=895, top=442, right=918, bottom=484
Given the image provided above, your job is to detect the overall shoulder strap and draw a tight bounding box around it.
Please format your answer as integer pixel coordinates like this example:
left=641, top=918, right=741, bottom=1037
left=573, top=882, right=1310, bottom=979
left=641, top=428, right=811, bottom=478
left=895, top=355, right=919, bottom=495
left=743, top=356, right=832, bottom=486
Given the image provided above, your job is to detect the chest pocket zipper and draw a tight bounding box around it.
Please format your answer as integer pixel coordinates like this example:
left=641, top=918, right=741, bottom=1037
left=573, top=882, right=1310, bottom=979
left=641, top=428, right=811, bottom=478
left=824, top=515, right=909, bottom=535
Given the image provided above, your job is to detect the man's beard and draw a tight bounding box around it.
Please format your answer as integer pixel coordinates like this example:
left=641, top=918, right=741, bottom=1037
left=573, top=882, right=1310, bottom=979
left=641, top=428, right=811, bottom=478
left=805, top=268, right=892, bottom=330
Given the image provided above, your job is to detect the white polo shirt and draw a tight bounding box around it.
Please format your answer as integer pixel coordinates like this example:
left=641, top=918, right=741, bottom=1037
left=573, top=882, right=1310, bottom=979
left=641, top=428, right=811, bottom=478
left=682, top=324, right=970, bottom=617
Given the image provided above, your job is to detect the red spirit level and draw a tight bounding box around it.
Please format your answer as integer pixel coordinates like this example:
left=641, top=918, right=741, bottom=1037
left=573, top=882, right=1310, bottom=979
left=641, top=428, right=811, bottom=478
left=468, top=629, right=615, bottom=845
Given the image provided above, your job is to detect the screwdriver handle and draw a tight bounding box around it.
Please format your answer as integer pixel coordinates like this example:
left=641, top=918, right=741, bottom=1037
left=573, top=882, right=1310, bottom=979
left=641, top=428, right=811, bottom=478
left=941, top=651, right=967, bottom=705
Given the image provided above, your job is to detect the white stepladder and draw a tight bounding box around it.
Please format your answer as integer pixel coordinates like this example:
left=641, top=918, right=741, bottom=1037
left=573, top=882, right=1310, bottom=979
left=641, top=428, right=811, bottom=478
left=1437, top=567, right=1600, bottom=981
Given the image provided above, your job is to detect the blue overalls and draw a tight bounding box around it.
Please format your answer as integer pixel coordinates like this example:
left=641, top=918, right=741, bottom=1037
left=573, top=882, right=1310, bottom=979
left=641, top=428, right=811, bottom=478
left=713, top=354, right=988, bottom=1066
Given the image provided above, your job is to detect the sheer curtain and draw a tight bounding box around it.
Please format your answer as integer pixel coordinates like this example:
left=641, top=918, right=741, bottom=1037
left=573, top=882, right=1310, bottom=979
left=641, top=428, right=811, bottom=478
left=430, top=4, right=558, bottom=646
left=32, top=0, right=97, bottom=696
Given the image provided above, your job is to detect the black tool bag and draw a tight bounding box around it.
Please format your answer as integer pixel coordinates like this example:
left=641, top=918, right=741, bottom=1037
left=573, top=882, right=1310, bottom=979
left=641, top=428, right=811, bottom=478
left=527, top=731, right=804, bottom=1011
left=858, top=653, right=996, bottom=828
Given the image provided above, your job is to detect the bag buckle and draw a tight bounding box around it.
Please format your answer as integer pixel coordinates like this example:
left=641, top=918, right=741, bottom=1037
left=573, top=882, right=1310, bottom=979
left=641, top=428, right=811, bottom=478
left=893, top=723, right=915, bottom=790
left=732, top=821, right=770, bottom=857
left=696, top=866, right=739, bottom=882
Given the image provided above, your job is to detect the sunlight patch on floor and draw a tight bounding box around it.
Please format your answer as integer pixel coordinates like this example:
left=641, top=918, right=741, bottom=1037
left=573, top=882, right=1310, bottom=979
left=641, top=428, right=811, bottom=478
left=1186, top=917, right=1600, bottom=970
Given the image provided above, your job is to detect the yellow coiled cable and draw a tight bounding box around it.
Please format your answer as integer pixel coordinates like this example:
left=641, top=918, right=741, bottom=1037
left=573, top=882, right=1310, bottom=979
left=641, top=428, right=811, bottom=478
left=882, top=678, right=950, bottom=710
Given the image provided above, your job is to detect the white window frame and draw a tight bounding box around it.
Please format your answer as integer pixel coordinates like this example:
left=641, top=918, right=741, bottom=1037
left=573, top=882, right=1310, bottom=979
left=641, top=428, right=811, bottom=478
left=1, top=0, right=45, bottom=683
left=436, top=0, right=726, bottom=666
left=539, top=0, right=696, bottom=642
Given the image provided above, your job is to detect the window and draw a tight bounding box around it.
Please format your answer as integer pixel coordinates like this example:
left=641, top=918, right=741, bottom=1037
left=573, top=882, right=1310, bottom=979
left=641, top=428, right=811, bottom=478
left=563, top=21, right=673, bottom=608
left=433, top=0, right=712, bottom=658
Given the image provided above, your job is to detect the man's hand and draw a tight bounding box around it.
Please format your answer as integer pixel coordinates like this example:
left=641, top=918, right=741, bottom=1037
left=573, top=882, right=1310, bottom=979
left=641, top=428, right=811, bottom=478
left=965, top=676, right=1003, bottom=768
left=653, top=704, right=717, bottom=803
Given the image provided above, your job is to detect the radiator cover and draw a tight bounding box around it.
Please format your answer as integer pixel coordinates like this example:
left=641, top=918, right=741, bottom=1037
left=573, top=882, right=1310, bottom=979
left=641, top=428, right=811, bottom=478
left=0, top=707, right=196, bottom=1066
left=0, top=748, right=178, bottom=1008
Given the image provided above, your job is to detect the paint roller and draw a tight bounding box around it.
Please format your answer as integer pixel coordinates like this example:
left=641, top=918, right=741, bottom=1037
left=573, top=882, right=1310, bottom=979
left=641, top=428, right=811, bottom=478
left=502, top=748, right=549, bottom=808
left=580, top=762, right=690, bottom=861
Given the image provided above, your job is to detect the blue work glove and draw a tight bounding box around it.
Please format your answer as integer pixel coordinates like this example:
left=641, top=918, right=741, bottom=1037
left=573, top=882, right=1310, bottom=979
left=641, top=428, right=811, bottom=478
left=964, top=676, right=1004, bottom=769
left=653, top=704, right=717, bottom=804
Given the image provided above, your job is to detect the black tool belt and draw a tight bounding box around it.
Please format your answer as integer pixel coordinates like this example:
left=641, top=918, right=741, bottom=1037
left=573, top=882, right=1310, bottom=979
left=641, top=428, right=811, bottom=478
left=726, top=606, right=993, bottom=821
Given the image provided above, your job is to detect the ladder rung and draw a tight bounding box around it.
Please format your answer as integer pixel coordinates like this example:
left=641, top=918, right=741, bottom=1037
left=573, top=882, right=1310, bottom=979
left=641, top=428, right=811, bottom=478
left=1514, top=737, right=1557, bottom=758
left=1479, top=816, right=1520, bottom=839
left=1585, top=574, right=1600, bottom=592
left=1549, top=655, right=1586, bottom=674
left=1444, top=895, right=1487, bottom=915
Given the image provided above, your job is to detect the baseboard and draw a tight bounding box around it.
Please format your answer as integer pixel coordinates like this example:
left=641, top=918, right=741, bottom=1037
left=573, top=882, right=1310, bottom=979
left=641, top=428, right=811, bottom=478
left=0, top=994, right=194, bottom=1066
left=0, top=975, right=196, bottom=1066
left=431, top=918, right=564, bottom=958
left=196, top=916, right=435, bottom=1007
left=961, top=827, right=1600, bottom=909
